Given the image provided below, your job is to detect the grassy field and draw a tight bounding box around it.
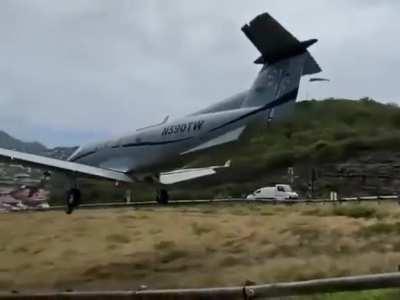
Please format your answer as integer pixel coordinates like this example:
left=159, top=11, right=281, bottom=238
left=1, top=202, right=400, bottom=299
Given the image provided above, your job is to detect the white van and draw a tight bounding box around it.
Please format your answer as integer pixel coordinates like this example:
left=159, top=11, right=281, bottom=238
left=246, top=184, right=298, bottom=201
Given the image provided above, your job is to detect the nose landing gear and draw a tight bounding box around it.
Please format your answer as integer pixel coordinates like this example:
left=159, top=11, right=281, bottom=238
left=65, top=188, right=81, bottom=214
left=156, top=189, right=169, bottom=205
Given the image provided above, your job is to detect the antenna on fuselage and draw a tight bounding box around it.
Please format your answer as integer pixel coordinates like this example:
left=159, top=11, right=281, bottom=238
left=136, top=115, right=170, bottom=131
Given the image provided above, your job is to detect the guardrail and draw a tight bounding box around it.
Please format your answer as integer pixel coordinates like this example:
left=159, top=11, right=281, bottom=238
left=51, top=195, right=400, bottom=210
left=4, top=194, right=400, bottom=213
left=1, top=272, right=400, bottom=299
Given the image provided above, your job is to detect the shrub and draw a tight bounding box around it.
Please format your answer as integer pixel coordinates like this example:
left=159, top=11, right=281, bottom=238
left=106, top=234, right=130, bottom=244
left=154, top=240, right=175, bottom=250
left=331, top=205, right=378, bottom=219
left=303, top=205, right=382, bottom=219
left=160, top=249, right=189, bottom=263
left=360, top=222, right=400, bottom=237
left=191, top=222, right=213, bottom=236
left=219, top=256, right=248, bottom=267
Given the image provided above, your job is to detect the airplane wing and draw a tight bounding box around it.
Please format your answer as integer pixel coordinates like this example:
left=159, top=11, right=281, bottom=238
left=160, top=160, right=231, bottom=185
left=0, top=148, right=133, bottom=183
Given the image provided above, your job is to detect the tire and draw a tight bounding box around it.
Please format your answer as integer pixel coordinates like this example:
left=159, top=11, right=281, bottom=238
left=65, top=188, right=81, bottom=214
left=156, top=189, right=169, bottom=205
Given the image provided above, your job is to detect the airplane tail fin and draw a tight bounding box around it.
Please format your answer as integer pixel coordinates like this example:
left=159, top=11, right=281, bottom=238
left=241, top=13, right=321, bottom=110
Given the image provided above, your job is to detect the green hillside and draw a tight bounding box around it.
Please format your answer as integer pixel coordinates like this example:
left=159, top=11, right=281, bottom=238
left=169, top=97, right=400, bottom=198
left=50, top=97, right=400, bottom=204
left=229, top=97, right=400, bottom=170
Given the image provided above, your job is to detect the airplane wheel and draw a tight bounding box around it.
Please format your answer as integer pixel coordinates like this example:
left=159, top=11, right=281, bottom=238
left=65, top=188, right=81, bottom=214
left=156, top=189, right=169, bottom=205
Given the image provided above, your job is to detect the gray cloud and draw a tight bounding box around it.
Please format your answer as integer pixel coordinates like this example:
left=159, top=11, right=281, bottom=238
left=0, top=0, right=399, bottom=146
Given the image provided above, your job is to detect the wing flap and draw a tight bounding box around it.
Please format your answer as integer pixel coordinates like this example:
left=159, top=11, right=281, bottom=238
left=181, top=126, right=245, bottom=155
left=160, top=161, right=231, bottom=185
left=0, top=148, right=132, bottom=183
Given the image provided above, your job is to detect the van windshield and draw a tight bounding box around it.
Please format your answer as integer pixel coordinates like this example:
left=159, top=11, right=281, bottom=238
left=280, top=185, right=292, bottom=192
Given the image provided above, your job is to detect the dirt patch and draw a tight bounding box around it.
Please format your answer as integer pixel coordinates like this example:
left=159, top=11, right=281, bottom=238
left=106, top=234, right=131, bottom=244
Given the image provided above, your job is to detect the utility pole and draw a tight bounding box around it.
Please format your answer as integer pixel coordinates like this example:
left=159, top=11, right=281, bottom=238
left=288, top=167, right=294, bottom=185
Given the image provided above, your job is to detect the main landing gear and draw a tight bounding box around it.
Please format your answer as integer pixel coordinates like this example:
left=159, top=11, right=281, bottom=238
left=65, top=188, right=81, bottom=214
left=156, top=189, right=169, bottom=205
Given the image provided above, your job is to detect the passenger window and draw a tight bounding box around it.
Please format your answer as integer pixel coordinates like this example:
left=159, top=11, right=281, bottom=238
left=277, top=186, right=284, bottom=192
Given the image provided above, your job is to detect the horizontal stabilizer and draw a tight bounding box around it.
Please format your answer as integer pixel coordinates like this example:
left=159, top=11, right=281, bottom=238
left=160, top=161, right=231, bottom=185
left=242, top=12, right=318, bottom=64
left=303, top=52, right=322, bottom=75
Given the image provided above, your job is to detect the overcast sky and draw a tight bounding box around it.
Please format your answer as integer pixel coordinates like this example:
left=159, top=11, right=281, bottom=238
left=0, top=0, right=399, bottom=147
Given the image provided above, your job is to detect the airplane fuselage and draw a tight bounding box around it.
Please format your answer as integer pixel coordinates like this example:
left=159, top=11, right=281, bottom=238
left=69, top=100, right=268, bottom=178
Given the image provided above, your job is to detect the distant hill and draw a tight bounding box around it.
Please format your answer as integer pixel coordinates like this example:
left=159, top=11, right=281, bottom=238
left=0, top=130, right=47, bottom=154
left=0, top=130, right=76, bottom=159
left=42, top=146, right=78, bottom=160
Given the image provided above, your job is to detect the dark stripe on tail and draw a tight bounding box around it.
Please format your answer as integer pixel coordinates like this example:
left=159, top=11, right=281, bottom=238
left=208, top=88, right=298, bottom=133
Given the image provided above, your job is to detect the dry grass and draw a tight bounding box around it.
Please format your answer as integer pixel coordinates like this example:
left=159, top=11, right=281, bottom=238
left=1, top=202, right=400, bottom=291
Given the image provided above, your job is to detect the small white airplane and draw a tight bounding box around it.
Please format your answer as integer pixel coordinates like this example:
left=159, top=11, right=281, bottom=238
left=0, top=12, right=321, bottom=213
